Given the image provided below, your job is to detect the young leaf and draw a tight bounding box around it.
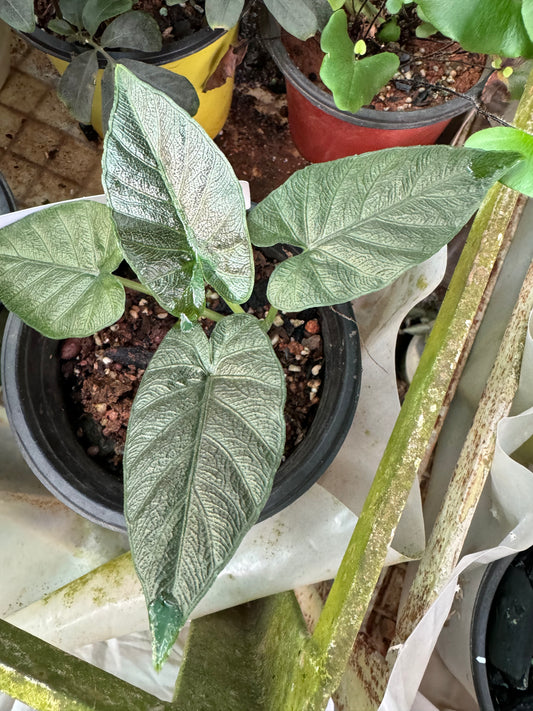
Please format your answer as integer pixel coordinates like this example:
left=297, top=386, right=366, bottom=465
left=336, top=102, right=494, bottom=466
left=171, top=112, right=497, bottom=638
left=416, top=0, right=533, bottom=57
left=0, top=0, right=34, bottom=32
left=264, top=0, right=325, bottom=41
left=124, top=314, right=286, bottom=668
left=248, top=146, right=520, bottom=311
left=320, top=10, right=399, bottom=113
left=103, top=65, right=253, bottom=321
left=415, top=21, right=436, bottom=39
left=386, top=0, right=403, bottom=12
left=57, top=50, right=99, bottom=124
left=59, top=0, right=86, bottom=28
left=100, top=11, right=162, bottom=52
left=377, top=17, right=401, bottom=43
left=81, top=0, right=132, bottom=37
left=0, top=201, right=124, bottom=339
left=205, top=0, right=244, bottom=30
left=47, top=18, right=76, bottom=36
left=465, top=127, right=533, bottom=197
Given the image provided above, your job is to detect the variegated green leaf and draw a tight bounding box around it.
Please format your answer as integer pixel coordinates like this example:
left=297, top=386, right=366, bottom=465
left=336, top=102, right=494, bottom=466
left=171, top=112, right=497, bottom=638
left=103, top=65, right=253, bottom=320
left=0, top=201, right=124, bottom=338
left=248, top=146, right=520, bottom=311
left=124, top=314, right=286, bottom=668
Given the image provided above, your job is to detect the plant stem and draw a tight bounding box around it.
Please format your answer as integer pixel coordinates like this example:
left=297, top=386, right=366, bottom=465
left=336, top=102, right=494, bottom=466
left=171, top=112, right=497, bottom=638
left=201, top=308, right=225, bottom=323
left=392, top=257, right=533, bottom=649
left=115, top=276, right=153, bottom=296
left=225, top=300, right=246, bottom=314
left=261, top=306, right=278, bottom=332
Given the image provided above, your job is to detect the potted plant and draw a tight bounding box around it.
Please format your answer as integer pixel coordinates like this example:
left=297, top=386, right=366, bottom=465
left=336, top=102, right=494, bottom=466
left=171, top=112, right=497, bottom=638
left=0, top=0, right=239, bottom=137
left=0, top=63, right=522, bottom=671
left=258, top=0, right=533, bottom=162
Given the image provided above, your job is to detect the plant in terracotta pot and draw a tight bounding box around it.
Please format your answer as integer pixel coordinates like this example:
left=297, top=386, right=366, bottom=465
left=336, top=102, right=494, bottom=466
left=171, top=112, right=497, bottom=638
left=0, top=0, right=240, bottom=137
left=259, top=0, right=533, bottom=161
left=0, top=63, right=522, bottom=670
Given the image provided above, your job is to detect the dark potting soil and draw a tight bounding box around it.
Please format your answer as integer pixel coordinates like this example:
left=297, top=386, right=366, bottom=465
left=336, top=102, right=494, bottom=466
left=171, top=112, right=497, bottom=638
left=282, top=7, right=486, bottom=113
left=60, top=252, right=324, bottom=475
left=34, top=0, right=207, bottom=42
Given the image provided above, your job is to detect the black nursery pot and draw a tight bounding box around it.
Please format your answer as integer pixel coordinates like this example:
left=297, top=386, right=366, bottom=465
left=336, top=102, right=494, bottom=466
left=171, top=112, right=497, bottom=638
left=0, top=172, right=16, bottom=215
left=471, top=548, right=533, bottom=710
left=1, top=297, right=361, bottom=532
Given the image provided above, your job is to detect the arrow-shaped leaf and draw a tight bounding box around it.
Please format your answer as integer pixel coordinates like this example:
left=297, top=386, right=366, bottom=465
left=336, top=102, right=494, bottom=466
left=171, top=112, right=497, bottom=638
left=100, top=11, right=162, bottom=52
left=248, top=146, right=520, bottom=311
left=205, top=0, right=244, bottom=29
left=81, top=0, right=132, bottom=37
left=0, top=201, right=124, bottom=338
left=57, top=49, right=99, bottom=124
left=124, top=314, right=286, bottom=667
left=320, top=9, right=399, bottom=113
left=103, top=65, right=253, bottom=320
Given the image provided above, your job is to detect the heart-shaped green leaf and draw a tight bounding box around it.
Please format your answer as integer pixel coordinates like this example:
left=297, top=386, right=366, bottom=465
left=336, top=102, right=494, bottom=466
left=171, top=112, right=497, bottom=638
left=100, top=11, right=162, bottom=52
left=0, top=201, right=125, bottom=338
left=466, top=126, right=533, bottom=196
left=47, top=18, right=76, bottom=35
left=81, top=0, right=132, bottom=36
left=320, top=10, right=400, bottom=113
left=265, top=0, right=330, bottom=40
left=124, top=314, right=286, bottom=668
left=248, top=146, right=520, bottom=311
left=416, top=0, right=533, bottom=57
left=57, top=49, right=98, bottom=124
left=0, top=0, right=35, bottom=32
left=103, top=65, right=253, bottom=320
left=205, top=0, right=244, bottom=29
left=59, top=0, right=86, bottom=28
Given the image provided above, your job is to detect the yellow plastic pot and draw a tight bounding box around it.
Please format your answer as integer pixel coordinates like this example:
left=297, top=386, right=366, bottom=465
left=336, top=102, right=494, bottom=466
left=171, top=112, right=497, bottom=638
left=24, top=24, right=238, bottom=138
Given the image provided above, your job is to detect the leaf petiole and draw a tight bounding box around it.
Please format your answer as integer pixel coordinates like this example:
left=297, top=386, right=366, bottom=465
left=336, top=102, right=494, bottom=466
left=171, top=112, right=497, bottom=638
left=115, top=275, right=153, bottom=296
left=225, top=300, right=245, bottom=314
left=261, top=306, right=278, bottom=332
left=201, top=308, right=225, bottom=323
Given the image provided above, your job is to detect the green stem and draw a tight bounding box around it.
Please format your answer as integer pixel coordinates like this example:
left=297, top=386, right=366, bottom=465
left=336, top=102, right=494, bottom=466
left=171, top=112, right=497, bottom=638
left=261, top=306, right=278, bottom=332
left=115, top=276, right=153, bottom=296
left=201, top=308, right=225, bottom=323
left=225, top=300, right=245, bottom=314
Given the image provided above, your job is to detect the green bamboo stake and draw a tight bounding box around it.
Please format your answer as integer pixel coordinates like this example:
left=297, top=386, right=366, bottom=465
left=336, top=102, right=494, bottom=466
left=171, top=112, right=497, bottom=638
left=283, top=71, right=533, bottom=710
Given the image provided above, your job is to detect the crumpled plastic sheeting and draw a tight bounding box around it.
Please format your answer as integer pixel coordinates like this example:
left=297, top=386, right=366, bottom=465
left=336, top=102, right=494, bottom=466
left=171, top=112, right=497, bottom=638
left=0, top=195, right=444, bottom=706
left=380, top=197, right=533, bottom=711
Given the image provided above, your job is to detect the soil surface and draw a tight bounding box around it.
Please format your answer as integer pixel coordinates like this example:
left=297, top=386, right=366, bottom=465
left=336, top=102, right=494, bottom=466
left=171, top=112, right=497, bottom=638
left=60, top=252, right=324, bottom=473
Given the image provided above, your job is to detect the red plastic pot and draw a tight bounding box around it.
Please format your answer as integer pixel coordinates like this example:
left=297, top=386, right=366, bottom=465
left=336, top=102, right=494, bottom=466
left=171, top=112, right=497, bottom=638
left=260, top=12, right=487, bottom=162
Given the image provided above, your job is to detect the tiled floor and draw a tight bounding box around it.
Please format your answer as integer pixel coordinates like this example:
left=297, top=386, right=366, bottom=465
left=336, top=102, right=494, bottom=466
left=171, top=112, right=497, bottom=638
left=0, top=31, right=103, bottom=210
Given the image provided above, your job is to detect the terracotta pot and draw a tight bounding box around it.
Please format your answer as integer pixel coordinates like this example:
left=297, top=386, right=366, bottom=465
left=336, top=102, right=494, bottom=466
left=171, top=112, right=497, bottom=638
left=260, top=12, right=487, bottom=162
left=23, top=23, right=238, bottom=138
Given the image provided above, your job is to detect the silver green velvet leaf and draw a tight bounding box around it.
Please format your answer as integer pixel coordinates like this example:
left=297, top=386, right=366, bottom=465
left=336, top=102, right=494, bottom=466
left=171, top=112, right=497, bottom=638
left=205, top=0, right=244, bottom=29
left=59, top=0, right=86, bottom=28
left=0, top=0, right=35, bottom=31
left=82, top=0, right=132, bottom=36
left=264, top=0, right=322, bottom=40
left=248, top=146, right=520, bottom=311
left=103, top=65, right=253, bottom=320
left=0, top=201, right=125, bottom=339
left=57, top=50, right=99, bottom=124
left=100, top=11, right=162, bottom=52
left=124, top=314, right=286, bottom=667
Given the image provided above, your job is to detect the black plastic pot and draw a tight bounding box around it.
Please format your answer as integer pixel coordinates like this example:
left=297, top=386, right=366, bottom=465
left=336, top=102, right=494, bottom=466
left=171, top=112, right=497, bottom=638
left=1, top=296, right=361, bottom=532
left=471, top=549, right=533, bottom=710
left=260, top=12, right=488, bottom=162
left=0, top=171, right=16, bottom=215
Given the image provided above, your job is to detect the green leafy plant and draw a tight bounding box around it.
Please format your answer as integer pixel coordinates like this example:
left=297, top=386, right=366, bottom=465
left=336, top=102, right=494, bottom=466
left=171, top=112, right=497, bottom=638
left=0, top=0, right=199, bottom=126
left=0, top=65, right=520, bottom=668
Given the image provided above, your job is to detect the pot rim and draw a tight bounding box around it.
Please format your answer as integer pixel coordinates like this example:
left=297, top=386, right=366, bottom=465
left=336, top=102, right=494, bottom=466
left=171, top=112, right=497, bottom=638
left=1, top=296, right=361, bottom=531
left=0, top=173, right=16, bottom=215
left=22, top=22, right=228, bottom=69
left=259, top=11, right=489, bottom=130
left=470, top=553, right=517, bottom=711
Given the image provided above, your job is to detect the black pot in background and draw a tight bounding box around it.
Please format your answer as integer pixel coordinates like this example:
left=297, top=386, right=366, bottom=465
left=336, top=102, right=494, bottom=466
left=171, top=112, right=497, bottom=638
left=471, top=548, right=533, bottom=710
left=1, top=298, right=361, bottom=532
left=0, top=172, right=16, bottom=215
